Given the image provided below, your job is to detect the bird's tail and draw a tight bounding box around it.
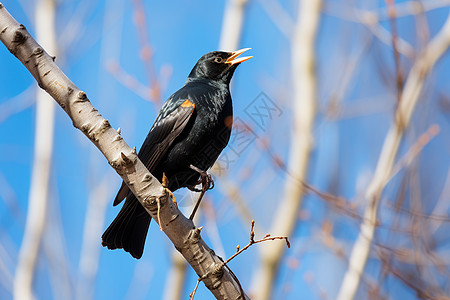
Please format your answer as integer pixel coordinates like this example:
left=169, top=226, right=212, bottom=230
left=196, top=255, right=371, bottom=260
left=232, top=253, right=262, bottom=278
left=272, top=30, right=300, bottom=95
left=102, top=194, right=151, bottom=259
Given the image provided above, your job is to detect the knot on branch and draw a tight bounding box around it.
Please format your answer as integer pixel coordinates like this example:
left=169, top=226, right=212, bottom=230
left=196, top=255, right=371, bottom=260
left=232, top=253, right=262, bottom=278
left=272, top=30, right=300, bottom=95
left=97, top=119, right=111, bottom=134
left=109, top=150, right=136, bottom=170
left=120, top=151, right=138, bottom=168
left=142, top=191, right=168, bottom=212
left=73, top=90, right=88, bottom=104
left=32, top=47, right=43, bottom=57
left=143, top=195, right=159, bottom=212
left=78, top=91, right=87, bottom=99
left=13, top=25, right=27, bottom=44
left=187, top=226, right=203, bottom=245
left=112, top=134, right=123, bottom=143
left=80, top=119, right=111, bottom=143
left=211, top=262, right=224, bottom=279
left=9, top=25, right=28, bottom=56
left=142, top=173, right=152, bottom=182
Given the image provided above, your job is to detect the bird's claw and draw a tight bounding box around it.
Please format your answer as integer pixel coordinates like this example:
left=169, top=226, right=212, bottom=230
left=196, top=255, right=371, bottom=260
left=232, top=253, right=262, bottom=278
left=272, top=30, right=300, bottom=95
left=189, top=165, right=215, bottom=192
left=188, top=165, right=214, bottom=220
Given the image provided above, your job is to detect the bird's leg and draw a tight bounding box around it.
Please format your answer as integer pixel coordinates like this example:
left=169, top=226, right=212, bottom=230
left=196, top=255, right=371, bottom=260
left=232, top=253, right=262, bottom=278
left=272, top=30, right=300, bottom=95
left=162, top=173, right=177, bottom=207
left=188, top=165, right=215, bottom=191
left=188, top=164, right=214, bottom=220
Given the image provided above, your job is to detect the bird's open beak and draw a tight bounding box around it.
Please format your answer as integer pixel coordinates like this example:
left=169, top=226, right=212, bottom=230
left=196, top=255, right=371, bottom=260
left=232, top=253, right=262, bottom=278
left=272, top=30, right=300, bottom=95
left=226, top=48, right=252, bottom=65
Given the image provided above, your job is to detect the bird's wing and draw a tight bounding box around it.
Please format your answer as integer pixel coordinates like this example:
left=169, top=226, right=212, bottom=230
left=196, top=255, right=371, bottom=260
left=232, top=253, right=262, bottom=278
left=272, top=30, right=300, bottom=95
left=113, top=98, right=196, bottom=206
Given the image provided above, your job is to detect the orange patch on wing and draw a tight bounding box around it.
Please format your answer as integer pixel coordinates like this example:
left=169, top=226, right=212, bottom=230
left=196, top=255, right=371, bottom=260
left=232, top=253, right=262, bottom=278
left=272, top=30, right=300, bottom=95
left=181, top=99, right=195, bottom=109
left=224, top=115, right=233, bottom=129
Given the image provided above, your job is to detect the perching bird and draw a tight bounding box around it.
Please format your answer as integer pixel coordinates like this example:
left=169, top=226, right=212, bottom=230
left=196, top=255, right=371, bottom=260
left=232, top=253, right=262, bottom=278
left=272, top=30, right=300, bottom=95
left=102, top=49, right=252, bottom=259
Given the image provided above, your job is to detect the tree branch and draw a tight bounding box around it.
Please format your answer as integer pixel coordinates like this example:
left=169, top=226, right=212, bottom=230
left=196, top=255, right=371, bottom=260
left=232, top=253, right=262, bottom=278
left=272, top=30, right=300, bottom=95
left=0, top=3, right=249, bottom=299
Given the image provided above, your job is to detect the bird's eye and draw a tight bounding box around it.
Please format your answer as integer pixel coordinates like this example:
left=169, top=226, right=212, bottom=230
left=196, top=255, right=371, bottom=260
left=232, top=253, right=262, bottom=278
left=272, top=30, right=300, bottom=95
left=214, top=57, right=223, bottom=63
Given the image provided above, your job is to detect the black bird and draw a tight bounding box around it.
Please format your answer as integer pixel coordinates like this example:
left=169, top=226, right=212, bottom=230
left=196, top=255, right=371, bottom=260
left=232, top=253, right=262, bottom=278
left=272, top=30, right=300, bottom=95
left=102, top=49, right=252, bottom=259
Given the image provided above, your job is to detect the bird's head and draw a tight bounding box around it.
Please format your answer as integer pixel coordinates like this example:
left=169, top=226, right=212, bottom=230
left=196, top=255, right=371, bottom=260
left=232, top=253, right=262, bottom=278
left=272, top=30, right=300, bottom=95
left=188, top=48, right=252, bottom=85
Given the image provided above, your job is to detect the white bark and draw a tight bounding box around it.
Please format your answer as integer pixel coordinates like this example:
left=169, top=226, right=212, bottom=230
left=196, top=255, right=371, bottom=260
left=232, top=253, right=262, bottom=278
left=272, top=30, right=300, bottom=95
left=336, top=12, right=450, bottom=300
left=13, top=0, right=56, bottom=299
left=251, top=0, right=322, bottom=299
left=0, top=3, right=249, bottom=299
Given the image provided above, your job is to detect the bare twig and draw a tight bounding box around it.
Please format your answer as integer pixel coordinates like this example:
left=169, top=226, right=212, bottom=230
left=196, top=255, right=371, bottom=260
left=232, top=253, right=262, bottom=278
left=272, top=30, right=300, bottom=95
left=257, top=0, right=294, bottom=38
left=389, top=124, right=440, bottom=181
left=0, top=85, right=34, bottom=124
left=189, top=276, right=204, bottom=300
left=386, top=0, right=404, bottom=103
left=0, top=244, right=14, bottom=294
left=106, top=61, right=154, bottom=101
left=374, top=0, right=450, bottom=21
left=190, top=220, right=289, bottom=300
left=225, top=220, right=290, bottom=266
left=323, top=4, right=415, bottom=57
left=131, top=0, right=162, bottom=102
left=430, top=169, right=450, bottom=233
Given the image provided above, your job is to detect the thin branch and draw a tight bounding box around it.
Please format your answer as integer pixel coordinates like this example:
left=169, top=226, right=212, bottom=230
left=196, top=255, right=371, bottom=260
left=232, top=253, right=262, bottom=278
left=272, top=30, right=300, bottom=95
left=386, top=0, right=404, bottom=103
left=0, top=4, right=249, bottom=299
left=131, top=0, right=162, bottom=103
left=323, top=4, right=416, bottom=58
left=224, top=220, right=290, bottom=266
left=0, top=172, right=24, bottom=227
left=189, top=276, right=203, bottom=300
left=211, top=173, right=254, bottom=229
left=0, top=244, right=14, bottom=294
left=190, top=220, right=289, bottom=300
left=106, top=61, right=154, bottom=102
left=257, top=0, right=294, bottom=39
left=430, top=168, right=450, bottom=233
left=388, top=124, right=440, bottom=181
left=376, top=0, right=450, bottom=21
left=336, top=11, right=450, bottom=300
left=0, top=84, right=34, bottom=124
